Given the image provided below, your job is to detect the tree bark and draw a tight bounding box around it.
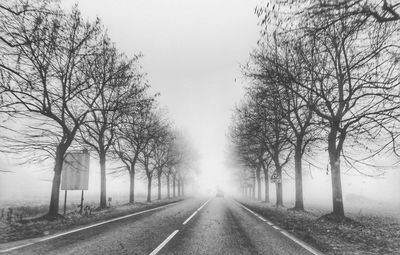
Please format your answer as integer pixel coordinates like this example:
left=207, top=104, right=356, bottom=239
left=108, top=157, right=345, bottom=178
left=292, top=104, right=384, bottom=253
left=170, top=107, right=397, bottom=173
left=129, top=169, right=135, bottom=204
left=294, top=145, right=304, bottom=210
left=328, top=126, right=345, bottom=217
left=157, top=171, right=162, bottom=200
left=256, top=166, right=261, bottom=200
left=48, top=146, right=67, bottom=218
left=178, top=179, right=181, bottom=196
left=252, top=170, right=256, bottom=199
left=173, top=175, right=176, bottom=197
left=147, top=175, right=152, bottom=202
left=167, top=174, right=170, bottom=198
left=263, top=168, right=270, bottom=203
left=181, top=179, right=184, bottom=196
left=99, top=152, right=107, bottom=209
left=275, top=165, right=283, bottom=207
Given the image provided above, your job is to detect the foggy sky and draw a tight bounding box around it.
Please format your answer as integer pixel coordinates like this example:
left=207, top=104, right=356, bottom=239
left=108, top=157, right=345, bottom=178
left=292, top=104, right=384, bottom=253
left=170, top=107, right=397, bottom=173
left=1, top=0, right=399, bottom=212
left=0, top=0, right=261, bottom=201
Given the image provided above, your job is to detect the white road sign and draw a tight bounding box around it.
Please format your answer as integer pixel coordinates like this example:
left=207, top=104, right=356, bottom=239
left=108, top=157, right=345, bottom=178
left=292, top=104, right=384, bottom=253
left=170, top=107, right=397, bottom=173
left=61, top=150, right=90, bottom=190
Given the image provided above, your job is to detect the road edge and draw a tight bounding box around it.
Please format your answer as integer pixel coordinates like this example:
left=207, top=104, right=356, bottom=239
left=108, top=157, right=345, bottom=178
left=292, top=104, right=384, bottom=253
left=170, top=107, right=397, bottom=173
left=234, top=199, right=324, bottom=255
left=0, top=199, right=184, bottom=254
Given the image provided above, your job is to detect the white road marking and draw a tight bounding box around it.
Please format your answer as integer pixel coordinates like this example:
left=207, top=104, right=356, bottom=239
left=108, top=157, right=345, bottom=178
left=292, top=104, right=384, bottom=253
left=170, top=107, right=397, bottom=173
left=235, top=201, right=267, bottom=222
left=183, top=198, right=210, bottom=225
left=0, top=243, right=34, bottom=253
left=149, top=230, right=179, bottom=255
left=280, top=231, right=324, bottom=255
left=0, top=202, right=177, bottom=254
left=150, top=198, right=211, bottom=254
left=182, top=211, right=197, bottom=225
left=235, top=201, right=324, bottom=255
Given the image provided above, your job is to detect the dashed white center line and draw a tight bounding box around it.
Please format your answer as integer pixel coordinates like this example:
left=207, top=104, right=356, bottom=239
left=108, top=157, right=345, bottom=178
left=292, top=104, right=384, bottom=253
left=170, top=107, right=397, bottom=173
left=183, top=199, right=210, bottom=225
left=149, top=230, right=179, bottom=255
left=182, top=211, right=198, bottom=225
left=149, top=198, right=211, bottom=255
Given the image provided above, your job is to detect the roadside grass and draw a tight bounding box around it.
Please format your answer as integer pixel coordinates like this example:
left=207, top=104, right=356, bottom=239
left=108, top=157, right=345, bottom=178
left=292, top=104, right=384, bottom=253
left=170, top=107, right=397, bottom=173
left=0, top=197, right=184, bottom=244
left=237, top=198, right=400, bottom=255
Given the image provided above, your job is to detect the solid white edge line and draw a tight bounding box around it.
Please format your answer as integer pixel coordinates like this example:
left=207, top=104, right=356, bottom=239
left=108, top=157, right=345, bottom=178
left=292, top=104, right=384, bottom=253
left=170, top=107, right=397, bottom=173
left=235, top=201, right=266, bottom=222
left=149, top=230, right=179, bottom=255
left=0, top=202, right=177, bottom=253
left=234, top=200, right=324, bottom=255
left=182, top=198, right=210, bottom=225
left=0, top=243, right=34, bottom=253
left=280, top=231, right=323, bottom=255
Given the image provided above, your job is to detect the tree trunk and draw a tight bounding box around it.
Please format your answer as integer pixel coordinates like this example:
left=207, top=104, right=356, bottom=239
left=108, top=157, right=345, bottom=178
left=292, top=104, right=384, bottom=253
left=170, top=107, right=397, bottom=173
left=328, top=128, right=345, bottom=217
left=48, top=148, right=65, bottom=218
left=329, top=150, right=344, bottom=216
left=178, top=179, right=181, bottom=196
left=129, top=170, right=135, bottom=204
left=157, top=171, right=162, bottom=200
left=294, top=145, right=304, bottom=210
left=252, top=170, right=256, bottom=199
left=47, top=145, right=66, bottom=219
left=99, top=152, right=107, bottom=209
left=147, top=175, right=152, bottom=202
left=275, top=165, right=283, bottom=207
left=173, top=175, right=176, bottom=197
left=181, top=179, right=184, bottom=196
left=256, top=166, right=261, bottom=200
left=167, top=175, right=170, bottom=198
left=263, top=170, right=269, bottom=203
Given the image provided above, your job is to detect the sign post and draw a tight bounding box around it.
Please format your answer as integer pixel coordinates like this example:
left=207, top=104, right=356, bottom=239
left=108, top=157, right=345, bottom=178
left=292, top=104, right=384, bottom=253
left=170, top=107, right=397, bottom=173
left=61, top=149, right=90, bottom=215
left=63, top=190, right=67, bottom=215
left=270, top=170, right=282, bottom=208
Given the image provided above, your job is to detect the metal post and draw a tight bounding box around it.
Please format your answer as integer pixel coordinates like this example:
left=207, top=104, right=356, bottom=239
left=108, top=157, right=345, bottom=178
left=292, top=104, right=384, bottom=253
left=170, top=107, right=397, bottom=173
left=80, top=190, right=84, bottom=214
left=63, top=190, right=67, bottom=215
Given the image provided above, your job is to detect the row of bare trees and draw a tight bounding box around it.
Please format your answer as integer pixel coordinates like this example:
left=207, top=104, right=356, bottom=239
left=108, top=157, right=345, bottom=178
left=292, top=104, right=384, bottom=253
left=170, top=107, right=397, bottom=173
left=0, top=1, right=196, bottom=219
left=229, top=0, right=400, bottom=218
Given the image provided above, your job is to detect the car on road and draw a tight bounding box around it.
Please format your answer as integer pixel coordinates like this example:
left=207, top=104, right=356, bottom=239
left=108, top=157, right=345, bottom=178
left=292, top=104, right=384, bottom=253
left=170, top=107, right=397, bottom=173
left=216, top=190, right=224, bottom=197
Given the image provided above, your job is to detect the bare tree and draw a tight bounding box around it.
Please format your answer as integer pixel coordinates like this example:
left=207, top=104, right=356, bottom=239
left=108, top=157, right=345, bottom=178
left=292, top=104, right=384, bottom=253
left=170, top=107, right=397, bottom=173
left=79, top=37, right=146, bottom=209
left=0, top=5, right=103, bottom=218
left=138, top=112, right=169, bottom=202
left=153, top=125, right=174, bottom=200
left=246, top=35, right=321, bottom=210
left=113, top=96, right=154, bottom=204
left=252, top=9, right=400, bottom=217
left=229, top=106, right=266, bottom=201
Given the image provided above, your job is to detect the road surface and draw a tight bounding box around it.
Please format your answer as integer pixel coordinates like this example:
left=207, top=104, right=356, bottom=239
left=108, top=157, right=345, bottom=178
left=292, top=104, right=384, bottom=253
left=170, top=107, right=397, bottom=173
left=0, top=198, right=322, bottom=255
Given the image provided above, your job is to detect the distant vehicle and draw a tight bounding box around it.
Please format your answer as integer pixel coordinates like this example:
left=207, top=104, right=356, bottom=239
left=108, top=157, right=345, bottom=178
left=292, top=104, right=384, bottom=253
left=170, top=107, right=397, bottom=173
left=216, top=190, right=224, bottom=197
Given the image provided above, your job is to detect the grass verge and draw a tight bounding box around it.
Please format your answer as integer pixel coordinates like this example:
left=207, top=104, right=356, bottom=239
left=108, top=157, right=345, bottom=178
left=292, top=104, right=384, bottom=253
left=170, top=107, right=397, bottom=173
left=237, top=198, right=400, bottom=255
left=0, top=197, right=183, bottom=244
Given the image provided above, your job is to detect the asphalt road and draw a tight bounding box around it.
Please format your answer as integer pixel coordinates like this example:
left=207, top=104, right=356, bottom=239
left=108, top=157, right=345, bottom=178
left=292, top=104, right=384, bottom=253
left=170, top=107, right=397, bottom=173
left=1, top=197, right=321, bottom=255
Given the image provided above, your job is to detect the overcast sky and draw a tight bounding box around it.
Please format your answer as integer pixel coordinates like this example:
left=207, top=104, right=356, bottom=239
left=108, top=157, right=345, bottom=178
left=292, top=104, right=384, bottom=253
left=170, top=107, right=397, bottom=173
left=0, top=0, right=261, bottom=200
left=1, top=1, right=399, bottom=210
left=62, top=0, right=262, bottom=189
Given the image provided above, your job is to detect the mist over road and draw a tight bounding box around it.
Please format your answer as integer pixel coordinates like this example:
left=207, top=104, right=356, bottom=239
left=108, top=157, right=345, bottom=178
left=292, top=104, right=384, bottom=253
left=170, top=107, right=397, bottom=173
left=2, top=198, right=320, bottom=255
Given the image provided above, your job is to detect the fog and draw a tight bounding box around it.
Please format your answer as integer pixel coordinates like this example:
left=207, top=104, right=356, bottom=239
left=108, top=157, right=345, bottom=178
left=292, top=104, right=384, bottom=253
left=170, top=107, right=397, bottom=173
left=0, top=0, right=399, bottom=217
